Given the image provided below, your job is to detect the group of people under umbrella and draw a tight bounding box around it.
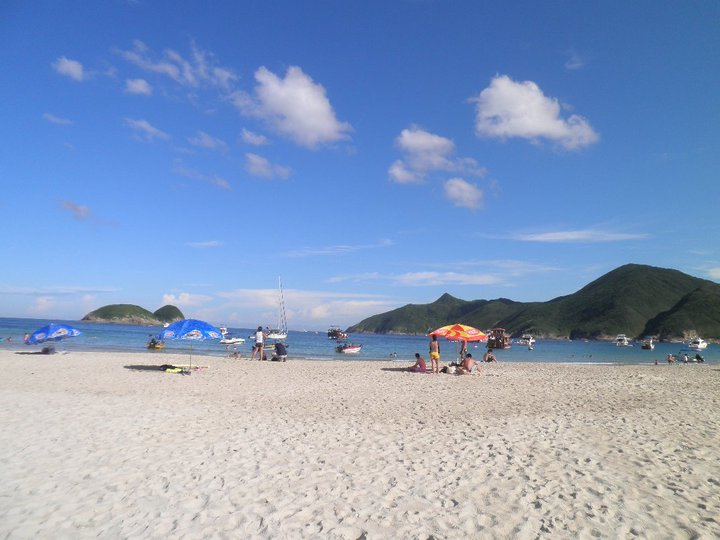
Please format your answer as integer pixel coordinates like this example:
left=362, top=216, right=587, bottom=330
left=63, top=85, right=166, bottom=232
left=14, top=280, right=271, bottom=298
left=407, top=323, right=497, bottom=374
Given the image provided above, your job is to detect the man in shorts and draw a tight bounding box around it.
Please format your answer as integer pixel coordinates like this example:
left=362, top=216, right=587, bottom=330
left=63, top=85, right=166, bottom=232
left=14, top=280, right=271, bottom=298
left=429, top=334, right=441, bottom=374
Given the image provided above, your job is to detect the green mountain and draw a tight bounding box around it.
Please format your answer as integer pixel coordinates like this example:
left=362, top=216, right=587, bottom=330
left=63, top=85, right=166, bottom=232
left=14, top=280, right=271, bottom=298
left=153, top=305, right=184, bottom=323
left=82, top=304, right=184, bottom=325
left=347, top=264, right=720, bottom=341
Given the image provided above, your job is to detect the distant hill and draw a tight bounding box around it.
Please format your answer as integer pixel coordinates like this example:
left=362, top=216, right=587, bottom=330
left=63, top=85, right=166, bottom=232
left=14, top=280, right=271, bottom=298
left=82, top=304, right=185, bottom=325
left=153, top=305, right=184, bottom=323
left=346, top=264, right=720, bottom=341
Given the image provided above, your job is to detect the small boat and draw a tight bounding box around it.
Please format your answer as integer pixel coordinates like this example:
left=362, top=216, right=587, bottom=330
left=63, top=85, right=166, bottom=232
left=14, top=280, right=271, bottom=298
left=641, top=337, right=655, bottom=350
left=687, top=337, right=708, bottom=350
left=328, top=326, right=348, bottom=340
left=220, top=336, right=245, bottom=345
left=219, top=326, right=228, bottom=336
left=147, top=340, right=165, bottom=350
left=615, top=334, right=632, bottom=347
left=486, top=328, right=511, bottom=349
left=336, top=343, right=362, bottom=354
left=518, top=334, right=535, bottom=347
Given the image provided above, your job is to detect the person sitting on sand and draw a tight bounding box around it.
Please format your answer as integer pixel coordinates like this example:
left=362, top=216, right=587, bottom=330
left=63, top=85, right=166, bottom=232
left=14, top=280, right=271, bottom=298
left=483, top=349, right=497, bottom=362
left=458, top=353, right=480, bottom=375
left=408, top=353, right=427, bottom=373
left=272, top=341, right=288, bottom=362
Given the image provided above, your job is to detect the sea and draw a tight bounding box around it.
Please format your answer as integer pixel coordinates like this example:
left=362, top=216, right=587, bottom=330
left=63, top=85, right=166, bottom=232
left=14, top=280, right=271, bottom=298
left=0, top=317, right=715, bottom=365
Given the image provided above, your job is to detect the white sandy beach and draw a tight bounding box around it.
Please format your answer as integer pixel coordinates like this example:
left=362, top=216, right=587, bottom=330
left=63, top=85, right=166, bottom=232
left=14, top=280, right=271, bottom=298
left=0, top=350, right=718, bottom=539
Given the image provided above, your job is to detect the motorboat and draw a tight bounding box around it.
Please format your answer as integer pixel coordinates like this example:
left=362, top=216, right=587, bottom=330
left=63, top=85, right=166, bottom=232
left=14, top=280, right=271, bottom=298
left=518, top=334, right=535, bottom=347
left=219, top=326, right=228, bottom=336
left=486, top=328, right=511, bottom=349
left=220, top=336, right=245, bottom=345
left=687, top=337, right=707, bottom=350
left=336, top=342, right=362, bottom=354
left=615, top=334, right=632, bottom=347
left=640, top=337, right=655, bottom=350
left=266, top=277, right=288, bottom=340
left=328, top=326, right=348, bottom=340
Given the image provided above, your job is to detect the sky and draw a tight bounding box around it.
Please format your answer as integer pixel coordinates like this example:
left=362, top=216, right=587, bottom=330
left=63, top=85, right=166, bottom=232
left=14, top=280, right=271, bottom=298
left=1, top=1, right=719, bottom=330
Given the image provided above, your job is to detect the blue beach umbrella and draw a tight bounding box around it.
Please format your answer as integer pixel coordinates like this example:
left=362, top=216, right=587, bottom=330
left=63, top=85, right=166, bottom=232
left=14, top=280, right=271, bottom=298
left=27, top=323, right=82, bottom=345
left=157, top=319, right=222, bottom=369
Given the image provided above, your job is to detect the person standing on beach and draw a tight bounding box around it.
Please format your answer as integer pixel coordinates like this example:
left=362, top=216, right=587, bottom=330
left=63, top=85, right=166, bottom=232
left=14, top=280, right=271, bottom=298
left=429, top=335, right=440, bottom=374
left=250, top=326, right=265, bottom=361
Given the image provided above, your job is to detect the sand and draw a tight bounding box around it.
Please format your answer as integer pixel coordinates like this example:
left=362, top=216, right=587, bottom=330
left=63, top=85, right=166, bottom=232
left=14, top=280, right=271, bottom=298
left=0, top=350, right=718, bottom=539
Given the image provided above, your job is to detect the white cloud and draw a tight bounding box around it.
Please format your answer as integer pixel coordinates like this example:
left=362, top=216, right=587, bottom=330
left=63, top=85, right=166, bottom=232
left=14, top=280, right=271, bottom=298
left=162, top=292, right=214, bottom=308
left=443, top=178, right=483, bottom=209
left=395, top=271, right=504, bottom=286
left=124, top=118, right=170, bottom=141
left=231, top=66, right=352, bottom=149
left=565, top=50, right=585, bottom=70
left=241, top=128, right=269, bottom=146
left=188, top=130, right=227, bottom=151
left=186, top=240, right=223, bottom=248
left=707, top=267, right=720, bottom=280
left=117, top=40, right=238, bottom=89
left=27, top=296, right=56, bottom=315
left=174, top=163, right=230, bottom=189
left=389, top=126, right=485, bottom=183
left=510, top=229, right=650, bottom=243
left=43, top=113, right=73, bottom=125
left=52, top=56, right=84, bottom=81
left=287, top=239, right=393, bottom=257
left=244, top=153, right=291, bottom=179
left=471, top=75, right=599, bottom=149
left=125, top=78, right=152, bottom=95
left=60, top=200, right=92, bottom=220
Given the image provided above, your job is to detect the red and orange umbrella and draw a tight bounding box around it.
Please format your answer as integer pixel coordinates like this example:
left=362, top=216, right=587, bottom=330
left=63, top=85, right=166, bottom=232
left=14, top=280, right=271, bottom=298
left=428, top=323, right=487, bottom=342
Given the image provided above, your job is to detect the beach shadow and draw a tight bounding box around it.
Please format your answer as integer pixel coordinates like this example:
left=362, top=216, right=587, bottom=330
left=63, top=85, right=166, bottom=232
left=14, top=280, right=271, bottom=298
left=124, top=364, right=191, bottom=373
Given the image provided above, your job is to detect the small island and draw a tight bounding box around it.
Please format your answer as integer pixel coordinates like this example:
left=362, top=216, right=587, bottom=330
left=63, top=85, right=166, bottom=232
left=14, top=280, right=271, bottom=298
left=82, top=304, right=184, bottom=326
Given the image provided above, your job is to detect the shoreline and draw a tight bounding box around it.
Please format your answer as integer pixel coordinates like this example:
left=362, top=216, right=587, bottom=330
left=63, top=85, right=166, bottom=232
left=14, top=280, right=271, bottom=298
left=1, top=350, right=718, bottom=538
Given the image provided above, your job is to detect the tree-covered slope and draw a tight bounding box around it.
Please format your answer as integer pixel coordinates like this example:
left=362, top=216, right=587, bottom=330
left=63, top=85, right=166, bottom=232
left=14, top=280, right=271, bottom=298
left=82, top=304, right=185, bottom=325
left=346, top=264, right=720, bottom=340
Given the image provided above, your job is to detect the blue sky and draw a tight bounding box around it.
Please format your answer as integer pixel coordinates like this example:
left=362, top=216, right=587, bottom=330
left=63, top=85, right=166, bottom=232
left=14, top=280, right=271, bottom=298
left=1, top=1, right=719, bottom=330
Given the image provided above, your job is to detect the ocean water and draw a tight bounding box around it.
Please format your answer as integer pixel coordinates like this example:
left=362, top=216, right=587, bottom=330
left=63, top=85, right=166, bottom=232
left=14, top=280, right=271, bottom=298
left=0, top=317, right=715, bottom=365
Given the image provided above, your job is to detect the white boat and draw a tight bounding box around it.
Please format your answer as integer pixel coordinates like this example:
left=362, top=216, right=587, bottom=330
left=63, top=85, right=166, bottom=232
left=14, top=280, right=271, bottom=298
left=327, top=326, right=348, bottom=340
left=219, top=326, right=228, bottom=336
left=615, top=334, right=632, bottom=347
left=518, top=334, right=535, bottom=346
left=336, top=343, right=362, bottom=354
left=220, top=336, right=245, bottom=345
left=266, top=277, right=288, bottom=340
left=641, top=337, right=655, bottom=350
left=687, top=337, right=707, bottom=350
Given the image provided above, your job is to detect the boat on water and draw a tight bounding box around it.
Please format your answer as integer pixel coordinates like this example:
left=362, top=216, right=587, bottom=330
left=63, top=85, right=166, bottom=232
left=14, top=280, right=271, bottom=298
left=266, top=277, right=288, bottom=340
left=518, top=334, right=535, bottom=347
left=220, top=336, right=245, bottom=345
left=640, top=336, right=655, bottom=350
left=219, top=326, right=228, bottom=336
left=687, top=337, right=708, bottom=350
left=336, top=342, right=362, bottom=354
left=147, top=339, right=165, bottom=350
left=486, top=328, right=511, bottom=349
left=615, top=334, right=632, bottom=347
left=327, top=326, right=348, bottom=340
